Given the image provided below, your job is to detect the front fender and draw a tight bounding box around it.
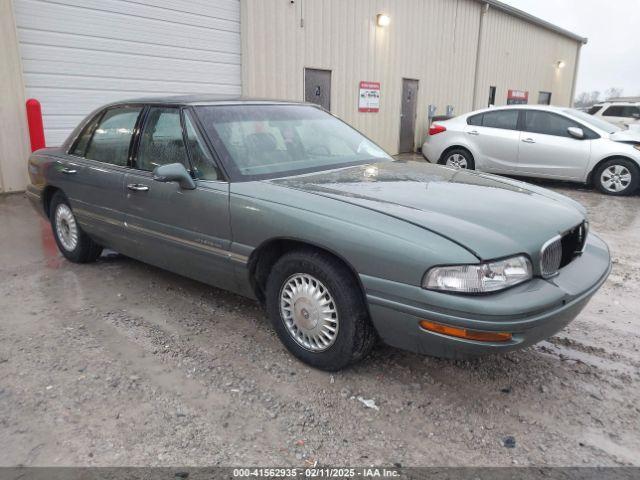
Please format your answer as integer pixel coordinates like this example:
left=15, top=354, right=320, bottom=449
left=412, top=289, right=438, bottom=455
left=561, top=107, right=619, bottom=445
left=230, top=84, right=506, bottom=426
left=229, top=182, right=478, bottom=289
left=586, top=142, right=640, bottom=182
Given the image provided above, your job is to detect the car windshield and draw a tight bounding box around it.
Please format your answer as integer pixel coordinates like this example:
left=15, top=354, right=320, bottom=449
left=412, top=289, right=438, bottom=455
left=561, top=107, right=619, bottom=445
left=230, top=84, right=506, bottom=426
left=564, top=108, right=622, bottom=134
left=194, top=104, right=392, bottom=180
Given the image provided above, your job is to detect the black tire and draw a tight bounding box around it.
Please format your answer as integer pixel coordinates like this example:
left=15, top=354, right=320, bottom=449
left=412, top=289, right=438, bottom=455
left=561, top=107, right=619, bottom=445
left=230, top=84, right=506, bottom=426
left=49, top=192, right=103, bottom=263
left=439, top=148, right=475, bottom=170
left=593, top=158, right=639, bottom=196
left=265, top=249, right=376, bottom=371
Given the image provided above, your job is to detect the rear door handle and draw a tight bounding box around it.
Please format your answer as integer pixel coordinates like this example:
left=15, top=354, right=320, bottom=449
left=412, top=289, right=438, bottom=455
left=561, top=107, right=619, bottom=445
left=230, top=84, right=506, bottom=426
left=61, top=168, right=77, bottom=175
left=127, top=183, right=149, bottom=192
left=467, top=130, right=479, bottom=135
left=522, top=138, right=535, bottom=143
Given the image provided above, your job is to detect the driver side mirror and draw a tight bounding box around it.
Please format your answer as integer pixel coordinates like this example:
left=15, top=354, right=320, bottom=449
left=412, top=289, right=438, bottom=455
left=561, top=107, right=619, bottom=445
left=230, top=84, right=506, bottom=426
left=567, top=126, right=585, bottom=140
left=152, top=163, right=196, bottom=190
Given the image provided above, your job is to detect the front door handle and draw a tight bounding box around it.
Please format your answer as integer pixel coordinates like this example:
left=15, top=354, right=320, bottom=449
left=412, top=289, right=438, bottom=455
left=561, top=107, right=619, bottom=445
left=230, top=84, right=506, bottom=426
left=522, top=138, right=535, bottom=143
left=127, top=183, right=149, bottom=192
left=61, top=168, right=77, bottom=175
left=467, top=130, right=479, bottom=135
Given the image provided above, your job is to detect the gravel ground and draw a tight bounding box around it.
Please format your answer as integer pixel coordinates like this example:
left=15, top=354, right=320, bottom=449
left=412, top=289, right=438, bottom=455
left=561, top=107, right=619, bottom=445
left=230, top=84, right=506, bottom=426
left=0, top=171, right=639, bottom=467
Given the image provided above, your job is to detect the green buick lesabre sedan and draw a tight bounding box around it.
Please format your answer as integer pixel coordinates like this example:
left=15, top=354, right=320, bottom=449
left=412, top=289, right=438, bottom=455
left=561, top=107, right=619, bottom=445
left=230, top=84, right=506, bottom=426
left=26, top=96, right=611, bottom=371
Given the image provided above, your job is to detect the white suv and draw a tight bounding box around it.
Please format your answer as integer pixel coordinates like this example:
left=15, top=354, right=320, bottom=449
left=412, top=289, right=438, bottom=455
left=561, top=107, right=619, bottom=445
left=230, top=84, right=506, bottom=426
left=587, top=102, right=640, bottom=128
left=421, top=105, right=640, bottom=195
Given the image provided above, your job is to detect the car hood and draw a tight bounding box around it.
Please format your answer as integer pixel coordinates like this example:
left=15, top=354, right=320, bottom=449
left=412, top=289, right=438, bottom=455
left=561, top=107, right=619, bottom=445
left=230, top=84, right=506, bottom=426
left=610, top=128, right=640, bottom=142
left=269, top=161, right=586, bottom=260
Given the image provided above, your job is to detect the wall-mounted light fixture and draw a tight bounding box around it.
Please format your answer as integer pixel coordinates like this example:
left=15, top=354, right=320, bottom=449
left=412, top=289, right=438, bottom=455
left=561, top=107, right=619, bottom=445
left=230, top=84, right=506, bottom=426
left=556, top=60, right=566, bottom=69
left=376, top=14, right=391, bottom=27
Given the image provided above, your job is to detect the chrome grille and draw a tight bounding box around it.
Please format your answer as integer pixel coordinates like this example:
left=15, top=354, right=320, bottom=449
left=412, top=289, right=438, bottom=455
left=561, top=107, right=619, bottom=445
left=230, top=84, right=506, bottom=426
left=540, top=221, right=589, bottom=278
left=540, top=236, right=563, bottom=278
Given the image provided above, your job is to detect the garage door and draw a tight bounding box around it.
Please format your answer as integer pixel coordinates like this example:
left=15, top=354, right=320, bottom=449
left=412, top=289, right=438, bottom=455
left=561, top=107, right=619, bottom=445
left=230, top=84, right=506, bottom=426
left=13, top=0, right=241, bottom=146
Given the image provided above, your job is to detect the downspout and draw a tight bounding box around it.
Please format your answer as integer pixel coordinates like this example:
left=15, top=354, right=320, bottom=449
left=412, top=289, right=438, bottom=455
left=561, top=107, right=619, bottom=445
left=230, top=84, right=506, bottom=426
left=569, top=41, right=584, bottom=107
left=471, top=2, right=489, bottom=110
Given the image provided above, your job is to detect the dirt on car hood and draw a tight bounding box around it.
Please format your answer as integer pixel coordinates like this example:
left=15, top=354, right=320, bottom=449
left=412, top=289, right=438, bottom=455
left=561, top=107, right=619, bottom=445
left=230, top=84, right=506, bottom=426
left=270, top=160, right=586, bottom=260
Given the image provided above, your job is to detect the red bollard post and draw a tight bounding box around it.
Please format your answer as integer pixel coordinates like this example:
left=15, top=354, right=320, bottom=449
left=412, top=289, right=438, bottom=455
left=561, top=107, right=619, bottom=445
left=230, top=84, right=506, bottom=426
left=25, top=98, right=46, bottom=152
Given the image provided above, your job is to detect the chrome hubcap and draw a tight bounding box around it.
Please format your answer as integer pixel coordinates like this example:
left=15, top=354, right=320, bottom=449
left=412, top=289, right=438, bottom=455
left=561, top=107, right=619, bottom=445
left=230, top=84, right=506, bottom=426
left=280, top=273, right=339, bottom=352
left=55, top=204, right=78, bottom=251
left=445, top=153, right=468, bottom=169
left=601, top=165, right=631, bottom=192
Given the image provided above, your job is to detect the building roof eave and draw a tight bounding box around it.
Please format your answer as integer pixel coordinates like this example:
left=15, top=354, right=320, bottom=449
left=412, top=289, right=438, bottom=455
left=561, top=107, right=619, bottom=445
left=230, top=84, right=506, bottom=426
left=481, top=0, right=588, bottom=44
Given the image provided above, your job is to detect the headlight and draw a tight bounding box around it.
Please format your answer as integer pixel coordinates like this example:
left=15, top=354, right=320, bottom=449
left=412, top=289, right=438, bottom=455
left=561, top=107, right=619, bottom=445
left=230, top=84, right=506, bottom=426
left=423, top=255, right=532, bottom=293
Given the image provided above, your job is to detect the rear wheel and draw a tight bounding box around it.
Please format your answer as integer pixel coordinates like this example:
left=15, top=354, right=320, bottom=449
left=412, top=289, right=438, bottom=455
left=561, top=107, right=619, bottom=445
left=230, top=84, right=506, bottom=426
left=50, top=192, right=103, bottom=263
left=265, top=249, right=376, bottom=371
left=440, top=148, right=475, bottom=170
left=593, top=158, right=639, bottom=196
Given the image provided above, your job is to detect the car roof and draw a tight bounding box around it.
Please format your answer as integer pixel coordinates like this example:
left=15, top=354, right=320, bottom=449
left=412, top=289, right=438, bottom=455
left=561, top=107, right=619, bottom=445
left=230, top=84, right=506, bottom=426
left=465, top=104, right=571, bottom=116
left=104, top=94, right=307, bottom=107
left=597, top=101, right=640, bottom=106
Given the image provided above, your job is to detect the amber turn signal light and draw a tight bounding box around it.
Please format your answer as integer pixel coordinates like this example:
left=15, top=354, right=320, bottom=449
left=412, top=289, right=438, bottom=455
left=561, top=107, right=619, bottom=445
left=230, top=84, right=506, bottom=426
left=419, top=320, right=512, bottom=342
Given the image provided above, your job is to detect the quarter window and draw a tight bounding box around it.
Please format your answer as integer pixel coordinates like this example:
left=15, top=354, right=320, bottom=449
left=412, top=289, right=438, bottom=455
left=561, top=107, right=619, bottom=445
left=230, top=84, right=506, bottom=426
left=184, top=111, right=219, bottom=180
left=523, top=110, right=589, bottom=138
left=70, top=112, right=103, bottom=156
left=136, top=107, right=188, bottom=172
left=602, top=105, right=640, bottom=117
left=85, top=107, right=142, bottom=166
left=481, top=110, right=519, bottom=130
left=467, top=114, right=483, bottom=126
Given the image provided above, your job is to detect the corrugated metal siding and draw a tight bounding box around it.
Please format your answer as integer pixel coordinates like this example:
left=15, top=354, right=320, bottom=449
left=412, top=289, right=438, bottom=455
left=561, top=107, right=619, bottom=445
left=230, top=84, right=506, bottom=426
left=243, top=0, right=482, bottom=154
left=473, top=6, right=580, bottom=109
left=14, top=0, right=242, bottom=146
left=242, top=0, right=580, bottom=154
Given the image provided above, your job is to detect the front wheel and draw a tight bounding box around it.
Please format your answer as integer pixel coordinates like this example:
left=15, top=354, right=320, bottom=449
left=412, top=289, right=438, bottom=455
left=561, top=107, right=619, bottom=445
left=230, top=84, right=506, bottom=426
left=50, top=192, right=103, bottom=263
left=265, top=250, right=376, bottom=371
left=440, top=148, right=475, bottom=170
left=593, top=158, right=639, bottom=196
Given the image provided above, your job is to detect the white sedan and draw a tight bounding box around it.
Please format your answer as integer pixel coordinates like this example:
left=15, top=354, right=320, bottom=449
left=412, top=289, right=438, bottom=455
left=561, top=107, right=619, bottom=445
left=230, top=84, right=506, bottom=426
left=422, top=105, right=640, bottom=195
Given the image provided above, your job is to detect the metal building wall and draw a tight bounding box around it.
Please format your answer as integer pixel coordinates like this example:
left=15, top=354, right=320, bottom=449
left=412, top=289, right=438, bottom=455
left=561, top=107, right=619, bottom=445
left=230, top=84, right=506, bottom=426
left=242, top=0, right=482, bottom=154
left=473, top=5, right=581, bottom=109
left=242, top=0, right=582, bottom=155
left=0, top=0, right=30, bottom=193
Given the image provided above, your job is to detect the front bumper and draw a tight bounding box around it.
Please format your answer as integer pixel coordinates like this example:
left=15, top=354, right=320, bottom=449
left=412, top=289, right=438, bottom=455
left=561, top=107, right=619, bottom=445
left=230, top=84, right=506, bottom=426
left=363, top=233, right=611, bottom=359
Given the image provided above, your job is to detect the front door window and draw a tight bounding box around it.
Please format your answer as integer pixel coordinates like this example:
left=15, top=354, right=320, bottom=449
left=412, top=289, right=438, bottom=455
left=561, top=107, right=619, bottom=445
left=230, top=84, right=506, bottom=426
left=136, top=107, right=189, bottom=172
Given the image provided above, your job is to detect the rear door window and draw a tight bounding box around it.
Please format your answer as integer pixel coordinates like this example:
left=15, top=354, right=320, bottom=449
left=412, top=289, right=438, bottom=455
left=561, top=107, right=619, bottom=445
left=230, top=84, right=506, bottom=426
left=481, top=110, right=519, bottom=130
left=85, top=107, right=142, bottom=166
